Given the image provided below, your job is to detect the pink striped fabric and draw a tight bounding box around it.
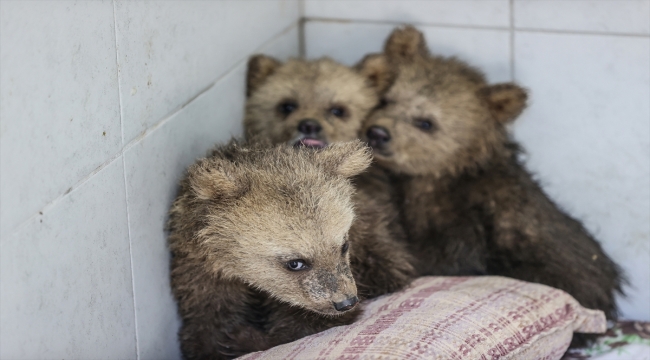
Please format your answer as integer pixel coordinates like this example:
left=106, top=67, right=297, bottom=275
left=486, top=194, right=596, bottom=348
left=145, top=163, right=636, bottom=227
left=239, top=276, right=606, bottom=360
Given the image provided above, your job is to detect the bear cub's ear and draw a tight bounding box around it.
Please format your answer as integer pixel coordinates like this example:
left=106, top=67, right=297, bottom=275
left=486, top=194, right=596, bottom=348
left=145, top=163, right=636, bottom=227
left=188, top=158, right=242, bottom=201
left=355, top=54, right=394, bottom=93
left=384, top=25, right=429, bottom=61
left=315, top=141, right=373, bottom=178
left=246, top=54, right=281, bottom=97
left=478, top=83, right=528, bottom=124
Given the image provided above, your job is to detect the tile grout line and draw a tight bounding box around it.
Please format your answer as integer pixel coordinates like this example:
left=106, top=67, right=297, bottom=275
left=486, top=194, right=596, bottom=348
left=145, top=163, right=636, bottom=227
left=112, top=1, right=141, bottom=359
left=121, top=21, right=299, bottom=154
left=304, top=16, right=511, bottom=31
left=304, top=16, right=650, bottom=38
left=509, top=0, right=515, bottom=81
left=515, top=27, right=650, bottom=38
left=298, top=0, right=306, bottom=57
left=5, top=151, right=125, bottom=239
left=5, top=21, right=300, bottom=240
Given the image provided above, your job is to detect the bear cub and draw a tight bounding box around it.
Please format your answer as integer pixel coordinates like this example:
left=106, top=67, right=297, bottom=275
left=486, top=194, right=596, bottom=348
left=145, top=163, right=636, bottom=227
left=362, top=26, right=624, bottom=322
left=245, top=55, right=391, bottom=149
left=168, top=141, right=380, bottom=359
left=244, top=55, right=415, bottom=299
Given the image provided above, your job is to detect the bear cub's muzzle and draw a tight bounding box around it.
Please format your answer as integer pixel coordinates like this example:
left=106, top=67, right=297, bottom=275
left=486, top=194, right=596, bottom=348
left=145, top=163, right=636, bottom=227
left=366, top=125, right=391, bottom=150
left=333, top=295, right=359, bottom=312
left=294, top=119, right=327, bottom=149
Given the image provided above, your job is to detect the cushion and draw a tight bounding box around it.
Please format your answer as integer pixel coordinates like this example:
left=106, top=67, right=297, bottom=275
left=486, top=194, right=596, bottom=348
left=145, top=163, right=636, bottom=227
left=239, top=276, right=606, bottom=360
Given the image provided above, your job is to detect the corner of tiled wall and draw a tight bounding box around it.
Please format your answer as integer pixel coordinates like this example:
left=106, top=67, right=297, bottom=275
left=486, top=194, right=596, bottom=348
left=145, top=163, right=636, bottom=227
left=1, top=1, right=300, bottom=359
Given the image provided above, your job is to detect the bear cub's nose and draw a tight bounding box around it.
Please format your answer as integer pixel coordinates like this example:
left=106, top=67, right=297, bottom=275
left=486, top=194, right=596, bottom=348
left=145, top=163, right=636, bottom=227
left=297, top=119, right=322, bottom=135
left=333, top=296, right=359, bottom=312
left=366, top=126, right=390, bottom=148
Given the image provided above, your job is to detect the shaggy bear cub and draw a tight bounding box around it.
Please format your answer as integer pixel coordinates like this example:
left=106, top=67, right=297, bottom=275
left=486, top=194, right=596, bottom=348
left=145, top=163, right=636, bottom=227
left=361, top=26, right=624, bottom=323
left=243, top=55, right=416, bottom=299
left=168, top=140, right=404, bottom=359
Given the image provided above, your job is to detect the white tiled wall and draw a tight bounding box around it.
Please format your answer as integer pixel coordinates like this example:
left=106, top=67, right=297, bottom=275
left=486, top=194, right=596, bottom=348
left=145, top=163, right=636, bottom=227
left=1, top=1, right=648, bottom=359
left=0, top=1, right=300, bottom=359
left=304, top=0, right=650, bottom=322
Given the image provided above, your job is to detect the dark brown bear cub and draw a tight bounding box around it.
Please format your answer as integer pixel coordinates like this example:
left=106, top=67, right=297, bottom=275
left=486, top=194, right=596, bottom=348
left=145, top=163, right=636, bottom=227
left=244, top=55, right=416, bottom=299
left=168, top=140, right=405, bottom=359
left=362, top=26, right=624, bottom=325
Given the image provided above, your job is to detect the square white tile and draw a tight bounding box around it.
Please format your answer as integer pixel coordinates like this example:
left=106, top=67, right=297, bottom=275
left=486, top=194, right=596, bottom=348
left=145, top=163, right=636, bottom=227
left=305, top=21, right=511, bottom=83
left=514, top=0, right=650, bottom=35
left=0, top=158, right=135, bottom=359
left=114, top=0, right=300, bottom=144
left=123, top=61, right=250, bottom=360
left=513, top=32, right=650, bottom=320
left=256, top=23, right=300, bottom=61
left=304, top=0, right=510, bottom=27
left=0, top=1, right=122, bottom=238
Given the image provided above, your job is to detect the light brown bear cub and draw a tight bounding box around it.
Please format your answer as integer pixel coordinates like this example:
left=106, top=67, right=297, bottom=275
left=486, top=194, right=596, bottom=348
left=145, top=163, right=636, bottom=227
left=245, top=55, right=392, bottom=149
left=362, top=26, right=624, bottom=333
left=169, top=141, right=378, bottom=359
left=244, top=55, right=415, bottom=299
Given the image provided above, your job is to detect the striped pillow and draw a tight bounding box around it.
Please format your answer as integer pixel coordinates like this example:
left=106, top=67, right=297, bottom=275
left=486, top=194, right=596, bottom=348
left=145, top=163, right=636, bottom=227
left=240, top=276, right=606, bottom=360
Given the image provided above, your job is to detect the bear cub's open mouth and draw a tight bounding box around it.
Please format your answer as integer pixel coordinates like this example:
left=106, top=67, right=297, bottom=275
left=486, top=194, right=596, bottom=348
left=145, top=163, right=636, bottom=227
left=294, top=137, right=327, bottom=149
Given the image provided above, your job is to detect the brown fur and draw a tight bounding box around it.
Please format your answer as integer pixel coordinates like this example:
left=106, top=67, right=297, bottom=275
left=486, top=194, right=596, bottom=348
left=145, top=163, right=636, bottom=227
left=168, top=140, right=412, bottom=359
left=361, top=26, right=625, bottom=328
left=243, top=54, right=416, bottom=299
left=244, top=55, right=387, bottom=148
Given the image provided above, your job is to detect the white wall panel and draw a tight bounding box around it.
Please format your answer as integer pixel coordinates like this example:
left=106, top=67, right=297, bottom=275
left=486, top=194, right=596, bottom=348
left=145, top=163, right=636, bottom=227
left=515, top=0, right=650, bottom=34
left=0, top=159, right=135, bottom=359
left=0, top=1, right=121, bottom=238
left=305, top=21, right=511, bottom=82
left=114, top=0, right=299, bottom=143
left=305, top=0, right=510, bottom=27
left=513, top=32, right=650, bottom=320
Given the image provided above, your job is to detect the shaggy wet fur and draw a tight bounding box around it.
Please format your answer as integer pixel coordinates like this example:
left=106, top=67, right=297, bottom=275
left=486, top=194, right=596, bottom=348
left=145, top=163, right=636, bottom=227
left=243, top=55, right=416, bottom=299
left=168, top=140, right=413, bottom=359
left=361, top=27, right=625, bottom=333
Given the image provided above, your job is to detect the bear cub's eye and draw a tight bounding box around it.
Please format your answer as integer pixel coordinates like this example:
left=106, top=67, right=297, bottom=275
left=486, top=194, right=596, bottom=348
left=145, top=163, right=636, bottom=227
left=414, top=118, right=436, bottom=132
left=329, top=106, right=347, bottom=118
left=286, top=259, right=308, bottom=271
left=341, top=241, right=349, bottom=255
left=277, top=100, right=298, bottom=116
left=377, top=97, right=390, bottom=109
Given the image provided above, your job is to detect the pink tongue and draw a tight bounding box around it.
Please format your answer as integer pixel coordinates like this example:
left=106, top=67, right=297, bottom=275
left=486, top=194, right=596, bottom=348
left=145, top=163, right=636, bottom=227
left=300, top=138, right=326, bottom=148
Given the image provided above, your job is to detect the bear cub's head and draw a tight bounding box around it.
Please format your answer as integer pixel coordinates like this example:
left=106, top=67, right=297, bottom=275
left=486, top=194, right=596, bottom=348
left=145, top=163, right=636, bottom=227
left=362, top=26, right=528, bottom=178
left=244, top=55, right=391, bottom=149
left=177, top=141, right=373, bottom=315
